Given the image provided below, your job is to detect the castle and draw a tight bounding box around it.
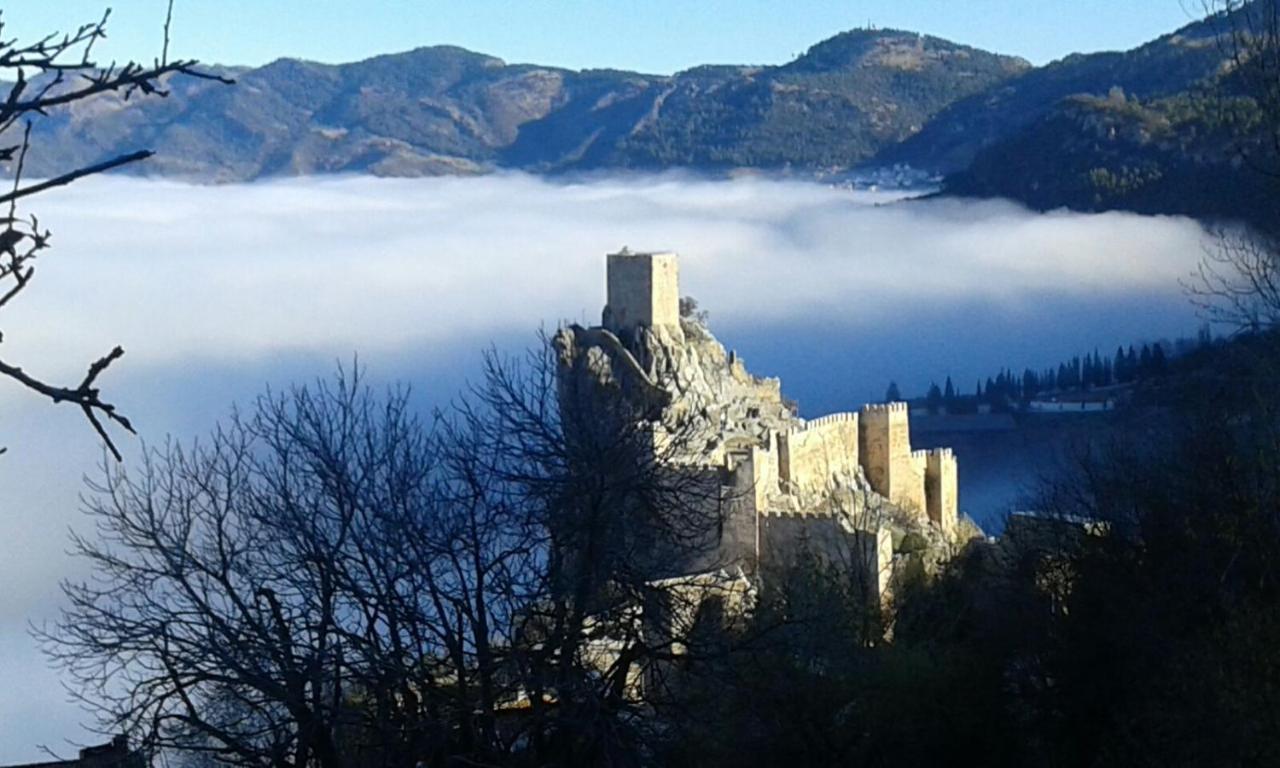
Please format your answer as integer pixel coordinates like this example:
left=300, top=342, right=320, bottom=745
left=555, top=250, right=965, bottom=607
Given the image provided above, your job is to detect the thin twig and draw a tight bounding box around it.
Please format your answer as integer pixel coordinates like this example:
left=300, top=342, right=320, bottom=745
left=161, top=0, right=174, bottom=67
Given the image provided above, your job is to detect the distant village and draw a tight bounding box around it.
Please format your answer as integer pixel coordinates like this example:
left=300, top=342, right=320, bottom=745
left=897, top=327, right=1215, bottom=422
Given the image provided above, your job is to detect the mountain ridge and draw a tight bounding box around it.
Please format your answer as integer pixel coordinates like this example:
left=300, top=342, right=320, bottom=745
left=10, top=14, right=1271, bottom=228
left=11, top=28, right=1028, bottom=181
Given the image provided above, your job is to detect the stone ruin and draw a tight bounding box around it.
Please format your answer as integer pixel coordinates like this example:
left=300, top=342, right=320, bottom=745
left=554, top=250, right=971, bottom=610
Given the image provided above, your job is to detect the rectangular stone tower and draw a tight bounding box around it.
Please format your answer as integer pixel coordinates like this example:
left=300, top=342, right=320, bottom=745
left=925, top=448, right=958, bottom=535
left=858, top=402, right=925, bottom=515
left=604, top=250, right=681, bottom=334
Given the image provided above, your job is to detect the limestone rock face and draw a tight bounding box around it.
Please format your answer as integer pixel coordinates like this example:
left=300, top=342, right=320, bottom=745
left=555, top=315, right=796, bottom=459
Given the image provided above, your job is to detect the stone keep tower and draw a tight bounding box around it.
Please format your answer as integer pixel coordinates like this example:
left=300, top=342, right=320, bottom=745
left=925, top=448, right=958, bottom=533
left=604, top=250, right=682, bottom=336
left=859, top=403, right=925, bottom=515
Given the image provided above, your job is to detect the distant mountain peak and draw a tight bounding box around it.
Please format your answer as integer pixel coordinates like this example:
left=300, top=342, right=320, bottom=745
left=787, top=28, right=1031, bottom=74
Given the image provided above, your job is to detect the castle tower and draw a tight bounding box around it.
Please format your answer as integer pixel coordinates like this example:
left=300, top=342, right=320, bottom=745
left=858, top=402, right=925, bottom=515
left=924, top=448, right=958, bottom=535
left=604, top=250, right=682, bottom=337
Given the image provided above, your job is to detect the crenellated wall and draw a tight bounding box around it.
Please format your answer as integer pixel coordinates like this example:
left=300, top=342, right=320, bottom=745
left=924, top=448, right=959, bottom=536
left=859, top=402, right=925, bottom=516
left=778, top=412, right=860, bottom=496
left=565, top=249, right=974, bottom=661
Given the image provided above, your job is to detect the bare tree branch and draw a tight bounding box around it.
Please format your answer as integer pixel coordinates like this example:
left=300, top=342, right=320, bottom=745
left=0, top=5, right=232, bottom=458
left=0, top=150, right=154, bottom=206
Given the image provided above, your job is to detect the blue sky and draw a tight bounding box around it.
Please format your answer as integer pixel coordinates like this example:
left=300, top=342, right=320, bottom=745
left=10, top=1, right=1201, bottom=73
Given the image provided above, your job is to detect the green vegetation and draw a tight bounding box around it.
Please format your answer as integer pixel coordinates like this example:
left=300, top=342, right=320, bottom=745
left=944, top=89, right=1279, bottom=229
left=14, top=29, right=1027, bottom=179
left=605, top=30, right=1027, bottom=170
left=880, top=12, right=1232, bottom=172
left=12, top=9, right=1274, bottom=231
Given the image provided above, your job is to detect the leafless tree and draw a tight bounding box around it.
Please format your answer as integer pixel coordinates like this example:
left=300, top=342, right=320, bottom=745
left=1186, top=1, right=1280, bottom=332
left=459, top=335, right=740, bottom=765
left=1187, top=226, right=1280, bottom=331
left=42, top=330, right=751, bottom=768
left=37, top=368, right=489, bottom=768
left=0, top=4, right=231, bottom=458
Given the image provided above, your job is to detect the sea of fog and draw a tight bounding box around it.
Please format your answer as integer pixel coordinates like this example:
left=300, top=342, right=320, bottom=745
left=0, top=172, right=1208, bottom=760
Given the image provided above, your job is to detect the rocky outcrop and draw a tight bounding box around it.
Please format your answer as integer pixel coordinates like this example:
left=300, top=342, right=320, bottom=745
left=554, top=283, right=977, bottom=603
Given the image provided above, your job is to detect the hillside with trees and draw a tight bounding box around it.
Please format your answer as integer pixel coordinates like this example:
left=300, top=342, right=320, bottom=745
left=877, top=12, right=1231, bottom=172
left=902, top=337, right=1189, bottom=415
left=933, top=1, right=1280, bottom=230
left=8, top=5, right=1276, bottom=231
left=11, top=30, right=1026, bottom=181
left=942, top=81, right=1279, bottom=230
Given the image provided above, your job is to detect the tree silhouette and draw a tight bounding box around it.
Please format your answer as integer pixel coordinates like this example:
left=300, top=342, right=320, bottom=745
left=0, top=5, right=231, bottom=458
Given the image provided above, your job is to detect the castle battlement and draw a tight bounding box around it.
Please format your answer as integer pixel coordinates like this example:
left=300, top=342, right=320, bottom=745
left=861, top=401, right=909, bottom=414
left=560, top=251, right=966, bottom=618
left=763, top=507, right=827, bottom=519
left=792, top=412, right=860, bottom=432
left=778, top=412, right=860, bottom=495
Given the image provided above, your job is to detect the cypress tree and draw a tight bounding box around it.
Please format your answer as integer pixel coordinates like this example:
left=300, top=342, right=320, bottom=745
left=926, top=382, right=943, bottom=414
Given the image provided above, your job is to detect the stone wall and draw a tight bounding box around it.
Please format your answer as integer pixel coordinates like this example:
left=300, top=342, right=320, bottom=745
left=778, top=413, right=860, bottom=496
left=759, top=511, right=893, bottom=604
left=721, top=434, right=780, bottom=567
left=749, top=437, right=780, bottom=515
left=859, top=403, right=925, bottom=515
left=925, top=448, right=959, bottom=535
left=604, top=251, right=681, bottom=334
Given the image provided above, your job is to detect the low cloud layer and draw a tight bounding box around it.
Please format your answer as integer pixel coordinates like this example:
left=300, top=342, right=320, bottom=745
left=2, top=173, right=1206, bottom=377
left=0, top=172, right=1209, bottom=760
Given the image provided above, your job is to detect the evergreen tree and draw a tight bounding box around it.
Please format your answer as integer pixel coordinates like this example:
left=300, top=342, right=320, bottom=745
left=1152, top=343, right=1167, bottom=374
left=943, top=376, right=956, bottom=403
left=1022, top=369, right=1038, bottom=401
left=926, top=382, right=943, bottom=414
left=885, top=381, right=902, bottom=402
left=1114, top=345, right=1129, bottom=383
